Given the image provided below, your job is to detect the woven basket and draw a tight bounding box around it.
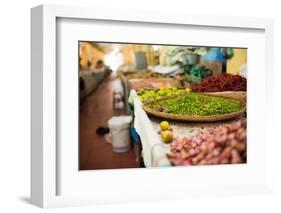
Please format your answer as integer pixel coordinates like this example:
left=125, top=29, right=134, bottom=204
left=202, top=91, right=246, bottom=101
left=143, top=92, right=246, bottom=122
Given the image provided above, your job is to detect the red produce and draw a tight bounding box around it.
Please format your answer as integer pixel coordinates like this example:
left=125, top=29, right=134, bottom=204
left=167, top=120, right=247, bottom=166
left=191, top=74, right=246, bottom=92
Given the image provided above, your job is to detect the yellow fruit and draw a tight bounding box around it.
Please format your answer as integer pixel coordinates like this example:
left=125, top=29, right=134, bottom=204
left=185, top=88, right=192, bottom=92
left=160, top=121, right=169, bottom=131
left=161, top=130, right=173, bottom=143
left=157, top=90, right=167, bottom=96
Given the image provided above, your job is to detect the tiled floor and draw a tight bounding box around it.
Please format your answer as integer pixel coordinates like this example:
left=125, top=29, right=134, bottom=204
left=79, top=74, right=139, bottom=170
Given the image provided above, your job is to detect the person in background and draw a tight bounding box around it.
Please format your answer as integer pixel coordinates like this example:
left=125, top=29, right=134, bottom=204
left=95, top=60, right=104, bottom=69
left=200, top=48, right=234, bottom=75
left=91, top=59, right=112, bottom=74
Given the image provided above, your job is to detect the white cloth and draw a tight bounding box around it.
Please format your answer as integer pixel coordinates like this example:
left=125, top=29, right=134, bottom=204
left=129, top=90, right=171, bottom=167
left=149, top=65, right=182, bottom=75
left=239, top=64, right=247, bottom=79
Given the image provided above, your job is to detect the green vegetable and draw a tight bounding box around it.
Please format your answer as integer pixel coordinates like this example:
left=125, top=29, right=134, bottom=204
left=147, top=93, right=242, bottom=116
left=138, top=87, right=188, bottom=102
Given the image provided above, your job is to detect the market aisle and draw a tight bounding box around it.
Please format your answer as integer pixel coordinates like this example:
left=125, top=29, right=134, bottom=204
left=79, top=74, right=139, bottom=170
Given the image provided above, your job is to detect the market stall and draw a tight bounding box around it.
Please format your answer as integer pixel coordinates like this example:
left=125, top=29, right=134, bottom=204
left=129, top=90, right=171, bottom=167
left=78, top=41, right=248, bottom=170
left=120, top=70, right=189, bottom=112
left=129, top=89, right=246, bottom=167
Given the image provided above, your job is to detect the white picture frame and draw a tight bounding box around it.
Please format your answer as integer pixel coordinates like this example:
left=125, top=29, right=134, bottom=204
left=31, top=4, right=274, bottom=208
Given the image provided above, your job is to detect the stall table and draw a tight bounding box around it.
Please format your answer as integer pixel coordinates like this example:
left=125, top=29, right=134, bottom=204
left=129, top=90, right=246, bottom=167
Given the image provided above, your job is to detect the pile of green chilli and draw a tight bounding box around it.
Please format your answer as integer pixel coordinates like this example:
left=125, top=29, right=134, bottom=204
left=147, top=93, right=243, bottom=116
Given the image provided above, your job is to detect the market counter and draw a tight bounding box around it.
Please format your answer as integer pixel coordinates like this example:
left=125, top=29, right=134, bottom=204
left=129, top=90, right=246, bottom=167
left=129, top=90, right=171, bottom=167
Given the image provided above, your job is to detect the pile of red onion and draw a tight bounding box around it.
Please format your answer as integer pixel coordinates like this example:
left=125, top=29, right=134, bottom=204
left=167, top=120, right=247, bottom=166
left=191, top=74, right=247, bottom=92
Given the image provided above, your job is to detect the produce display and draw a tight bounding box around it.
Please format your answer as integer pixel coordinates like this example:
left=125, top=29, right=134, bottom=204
left=167, top=120, right=247, bottom=166
left=191, top=74, right=247, bottom=92
left=146, top=93, right=243, bottom=116
left=121, top=70, right=166, bottom=79
left=161, top=130, right=174, bottom=144
left=159, top=121, right=174, bottom=143
left=137, top=87, right=191, bottom=102
left=129, top=79, right=181, bottom=90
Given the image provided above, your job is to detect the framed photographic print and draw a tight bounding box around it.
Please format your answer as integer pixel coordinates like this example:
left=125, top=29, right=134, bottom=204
left=31, top=4, right=274, bottom=208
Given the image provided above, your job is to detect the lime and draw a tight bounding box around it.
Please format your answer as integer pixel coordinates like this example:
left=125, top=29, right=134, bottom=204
left=160, top=121, right=169, bottom=131
left=161, top=130, right=173, bottom=143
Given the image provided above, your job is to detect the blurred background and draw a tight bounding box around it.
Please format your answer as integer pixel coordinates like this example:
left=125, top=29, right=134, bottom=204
left=79, top=42, right=247, bottom=76
left=79, top=41, right=247, bottom=170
